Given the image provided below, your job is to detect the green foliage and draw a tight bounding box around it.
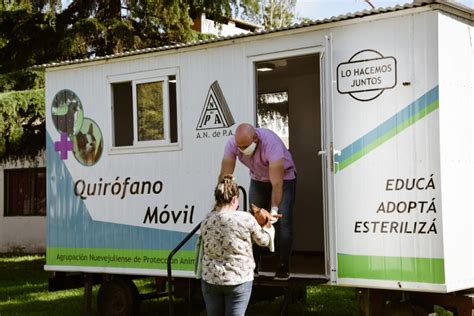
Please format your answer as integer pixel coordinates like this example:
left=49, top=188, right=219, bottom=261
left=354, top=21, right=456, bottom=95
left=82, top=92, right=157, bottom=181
left=0, top=0, right=297, bottom=161
left=0, top=0, right=61, bottom=13
left=0, top=89, right=45, bottom=164
left=0, top=9, right=59, bottom=72
left=137, top=81, right=165, bottom=141
left=257, top=91, right=289, bottom=125
left=434, top=305, right=454, bottom=316
left=0, top=70, right=44, bottom=92
left=0, top=0, right=267, bottom=76
left=262, top=0, right=296, bottom=29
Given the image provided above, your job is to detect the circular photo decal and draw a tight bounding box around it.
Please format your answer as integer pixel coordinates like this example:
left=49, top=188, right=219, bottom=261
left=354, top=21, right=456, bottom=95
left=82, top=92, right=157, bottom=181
left=51, top=89, right=84, bottom=136
left=73, top=118, right=103, bottom=166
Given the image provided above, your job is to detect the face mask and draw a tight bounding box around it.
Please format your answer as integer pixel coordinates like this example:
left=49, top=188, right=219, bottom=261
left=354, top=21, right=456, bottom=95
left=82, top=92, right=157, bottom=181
left=239, top=141, right=257, bottom=156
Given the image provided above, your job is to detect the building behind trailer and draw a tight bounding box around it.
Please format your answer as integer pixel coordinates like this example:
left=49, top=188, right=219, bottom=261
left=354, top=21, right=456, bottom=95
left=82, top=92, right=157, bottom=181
left=0, top=157, right=46, bottom=253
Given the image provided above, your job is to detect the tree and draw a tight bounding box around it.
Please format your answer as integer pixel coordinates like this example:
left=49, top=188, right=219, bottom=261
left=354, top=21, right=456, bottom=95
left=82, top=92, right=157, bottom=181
left=0, top=2, right=51, bottom=163
left=0, top=0, right=266, bottom=162
left=0, top=89, right=45, bottom=163
left=0, top=0, right=267, bottom=72
left=261, top=0, right=296, bottom=29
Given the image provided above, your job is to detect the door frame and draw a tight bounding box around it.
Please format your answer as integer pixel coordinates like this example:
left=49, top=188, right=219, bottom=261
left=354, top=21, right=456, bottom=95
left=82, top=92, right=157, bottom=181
left=247, top=45, right=332, bottom=279
left=320, top=34, right=338, bottom=284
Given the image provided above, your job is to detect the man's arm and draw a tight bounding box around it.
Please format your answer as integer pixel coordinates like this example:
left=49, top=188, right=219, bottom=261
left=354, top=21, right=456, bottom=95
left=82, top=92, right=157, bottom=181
left=218, top=156, right=236, bottom=181
left=269, top=158, right=285, bottom=208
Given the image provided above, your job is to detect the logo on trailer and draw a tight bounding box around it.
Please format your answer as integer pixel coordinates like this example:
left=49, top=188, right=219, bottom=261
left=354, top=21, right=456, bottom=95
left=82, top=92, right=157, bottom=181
left=51, top=89, right=103, bottom=166
left=337, top=49, right=397, bottom=102
left=196, top=81, right=235, bottom=130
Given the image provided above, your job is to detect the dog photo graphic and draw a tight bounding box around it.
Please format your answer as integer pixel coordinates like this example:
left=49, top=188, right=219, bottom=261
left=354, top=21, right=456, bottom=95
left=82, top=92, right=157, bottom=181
left=73, top=118, right=103, bottom=166
left=51, top=89, right=84, bottom=136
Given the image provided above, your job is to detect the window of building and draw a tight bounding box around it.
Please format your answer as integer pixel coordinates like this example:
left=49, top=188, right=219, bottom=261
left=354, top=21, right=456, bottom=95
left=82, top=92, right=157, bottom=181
left=110, top=69, right=179, bottom=151
left=4, top=168, right=46, bottom=216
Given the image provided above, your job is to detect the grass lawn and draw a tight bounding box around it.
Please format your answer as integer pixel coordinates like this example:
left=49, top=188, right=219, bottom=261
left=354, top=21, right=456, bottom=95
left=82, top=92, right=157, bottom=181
left=0, top=254, right=358, bottom=315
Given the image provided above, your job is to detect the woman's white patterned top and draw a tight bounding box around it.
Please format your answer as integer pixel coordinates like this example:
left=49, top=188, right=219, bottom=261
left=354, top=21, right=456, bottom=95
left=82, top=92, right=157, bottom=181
left=200, top=207, right=274, bottom=285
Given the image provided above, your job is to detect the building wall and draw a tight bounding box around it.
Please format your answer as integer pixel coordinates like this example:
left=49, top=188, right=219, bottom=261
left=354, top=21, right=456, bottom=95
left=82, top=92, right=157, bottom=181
left=0, top=156, right=46, bottom=253
left=195, top=13, right=261, bottom=37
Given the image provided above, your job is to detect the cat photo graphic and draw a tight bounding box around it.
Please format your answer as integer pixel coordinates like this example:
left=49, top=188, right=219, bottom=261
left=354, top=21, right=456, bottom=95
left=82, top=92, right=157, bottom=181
left=51, top=90, right=84, bottom=136
left=74, top=119, right=103, bottom=166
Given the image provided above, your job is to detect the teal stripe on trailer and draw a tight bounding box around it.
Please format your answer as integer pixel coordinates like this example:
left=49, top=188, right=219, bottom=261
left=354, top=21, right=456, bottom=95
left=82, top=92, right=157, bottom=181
left=336, top=86, right=439, bottom=172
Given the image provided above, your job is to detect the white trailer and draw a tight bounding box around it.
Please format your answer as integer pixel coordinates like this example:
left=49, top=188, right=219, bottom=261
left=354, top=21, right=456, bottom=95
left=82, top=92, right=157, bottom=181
left=42, top=1, right=474, bottom=314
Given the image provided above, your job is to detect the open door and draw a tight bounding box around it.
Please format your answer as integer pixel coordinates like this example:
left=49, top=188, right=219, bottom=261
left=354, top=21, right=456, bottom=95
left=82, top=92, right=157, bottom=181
left=253, top=48, right=329, bottom=280
left=320, top=34, right=338, bottom=285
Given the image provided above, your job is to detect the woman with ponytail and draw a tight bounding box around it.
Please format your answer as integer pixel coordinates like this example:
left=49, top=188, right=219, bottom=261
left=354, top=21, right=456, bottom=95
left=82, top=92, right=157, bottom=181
left=200, top=174, right=275, bottom=316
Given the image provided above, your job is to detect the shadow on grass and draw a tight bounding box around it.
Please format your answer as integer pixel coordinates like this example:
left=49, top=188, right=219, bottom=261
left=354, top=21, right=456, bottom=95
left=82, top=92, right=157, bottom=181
left=0, top=254, right=359, bottom=316
left=0, top=288, right=96, bottom=316
left=0, top=255, right=50, bottom=300
left=0, top=256, right=48, bottom=281
left=0, top=282, right=48, bottom=299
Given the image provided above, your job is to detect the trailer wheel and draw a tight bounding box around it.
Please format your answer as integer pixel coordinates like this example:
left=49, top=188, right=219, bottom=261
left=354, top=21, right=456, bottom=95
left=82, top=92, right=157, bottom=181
left=290, top=285, right=307, bottom=303
left=97, top=278, right=140, bottom=316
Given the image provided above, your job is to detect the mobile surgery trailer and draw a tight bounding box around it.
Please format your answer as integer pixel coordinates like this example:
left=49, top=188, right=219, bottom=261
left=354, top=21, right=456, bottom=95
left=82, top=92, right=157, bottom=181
left=42, top=1, right=474, bottom=314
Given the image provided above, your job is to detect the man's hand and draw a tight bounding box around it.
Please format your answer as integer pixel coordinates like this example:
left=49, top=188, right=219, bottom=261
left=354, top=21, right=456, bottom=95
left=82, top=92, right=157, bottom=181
left=251, top=204, right=283, bottom=227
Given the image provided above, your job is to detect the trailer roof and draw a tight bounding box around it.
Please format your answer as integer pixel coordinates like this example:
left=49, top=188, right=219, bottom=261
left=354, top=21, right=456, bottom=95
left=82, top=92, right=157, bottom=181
left=36, top=0, right=473, bottom=70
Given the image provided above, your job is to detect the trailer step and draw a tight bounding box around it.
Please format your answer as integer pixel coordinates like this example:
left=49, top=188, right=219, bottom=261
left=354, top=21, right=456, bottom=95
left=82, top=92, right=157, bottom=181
left=253, top=274, right=329, bottom=287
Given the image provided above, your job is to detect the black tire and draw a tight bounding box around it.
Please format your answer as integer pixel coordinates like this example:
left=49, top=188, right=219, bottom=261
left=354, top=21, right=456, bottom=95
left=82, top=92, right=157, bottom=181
left=97, top=278, right=140, bottom=316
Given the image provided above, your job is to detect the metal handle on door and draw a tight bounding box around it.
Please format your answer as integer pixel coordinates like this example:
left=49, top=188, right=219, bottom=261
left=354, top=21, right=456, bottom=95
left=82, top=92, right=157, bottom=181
left=333, top=149, right=341, bottom=170
left=318, top=150, right=326, bottom=156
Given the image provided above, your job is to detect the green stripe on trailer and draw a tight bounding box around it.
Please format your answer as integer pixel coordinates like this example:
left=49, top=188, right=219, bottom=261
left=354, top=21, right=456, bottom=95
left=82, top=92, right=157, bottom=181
left=47, top=247, right=195, bottom=270
left=338, top=253, right=445, bottom=284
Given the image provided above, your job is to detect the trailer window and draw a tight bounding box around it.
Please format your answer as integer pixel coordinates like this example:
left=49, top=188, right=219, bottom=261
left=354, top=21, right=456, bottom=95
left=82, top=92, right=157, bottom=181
left=112, top=82, right=133, bottom=146
left=4, top=168, right=46, bottom=216
left=111, top=71, right=179, bottom=150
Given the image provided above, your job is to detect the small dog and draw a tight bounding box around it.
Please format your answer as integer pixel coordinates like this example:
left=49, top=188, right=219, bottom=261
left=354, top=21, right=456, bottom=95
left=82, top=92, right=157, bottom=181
left=75, top=123, right=102, bottom=165
left=251, top=203, right=283, bottom=227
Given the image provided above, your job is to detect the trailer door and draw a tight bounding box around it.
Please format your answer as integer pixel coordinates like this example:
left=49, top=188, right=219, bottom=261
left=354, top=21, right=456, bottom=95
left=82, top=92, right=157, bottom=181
left=320, top=34, right=338, bottom=284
